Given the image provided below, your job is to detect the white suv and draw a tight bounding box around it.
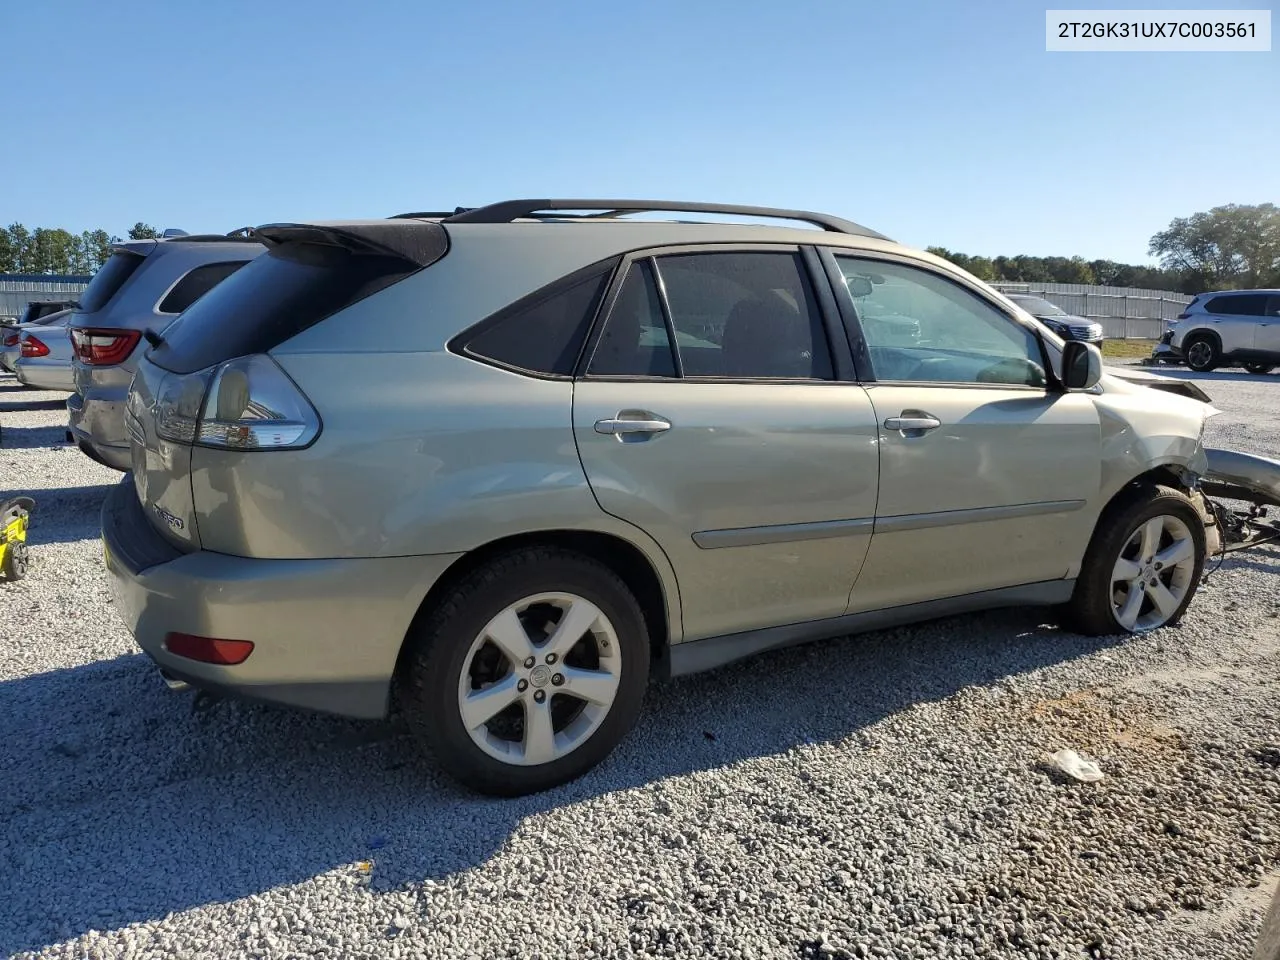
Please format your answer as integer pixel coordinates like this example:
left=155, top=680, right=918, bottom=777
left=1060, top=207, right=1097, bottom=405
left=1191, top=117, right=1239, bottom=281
left=1157, top=289, right=1280, bottom=374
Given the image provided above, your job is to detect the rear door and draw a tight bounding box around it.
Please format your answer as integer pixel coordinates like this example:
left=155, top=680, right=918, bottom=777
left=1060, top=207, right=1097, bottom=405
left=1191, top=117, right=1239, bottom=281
left=1255, top=295, right=1280, bottom=355
left=824, top=251, right=1101, bottom=610
left=573, top=246, right=880, bottom=642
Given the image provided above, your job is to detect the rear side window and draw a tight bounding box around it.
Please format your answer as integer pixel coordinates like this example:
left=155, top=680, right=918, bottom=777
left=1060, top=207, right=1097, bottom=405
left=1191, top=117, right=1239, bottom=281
left=79, top=252, right=145, bottom=313
left=1205, top=294, right=1268, bottom=316
left=457, top=263, right=614, bottom=377
left=157, top=261, right=249, bottom=314
left=587, top=262, right=677, bottom=378
left=657, top=252, right=833, bottom=379
left=149, top=243, right=416, bottom=375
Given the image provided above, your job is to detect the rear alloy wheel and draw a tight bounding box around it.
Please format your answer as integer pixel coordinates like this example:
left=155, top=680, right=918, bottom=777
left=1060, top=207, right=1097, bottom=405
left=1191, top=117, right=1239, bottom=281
left=1244, top=363, right=1276, bottom=375
left=1067, top=484, right=1205, bottom=636
left=1183, top=336, right=1220, bottom=372
left=402, top=548, right=649, bottom=796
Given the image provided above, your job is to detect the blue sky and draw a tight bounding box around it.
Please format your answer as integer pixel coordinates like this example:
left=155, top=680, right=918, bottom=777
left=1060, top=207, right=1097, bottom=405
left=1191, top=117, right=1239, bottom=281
left=3, top=0, right=1276, bottom=262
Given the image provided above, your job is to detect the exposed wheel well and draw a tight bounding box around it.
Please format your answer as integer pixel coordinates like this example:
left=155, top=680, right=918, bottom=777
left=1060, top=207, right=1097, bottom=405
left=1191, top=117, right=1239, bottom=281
left=1096, top=465, right=1197, bottom=525
left=395, top=530, right=672, bottom=685
left=1182, top=328, right=1221, bottom=349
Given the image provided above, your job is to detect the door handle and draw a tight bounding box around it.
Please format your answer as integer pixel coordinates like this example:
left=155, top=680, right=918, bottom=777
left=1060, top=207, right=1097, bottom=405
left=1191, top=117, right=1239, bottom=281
left=884, top=413, right=942, bottom=434
left=595, top=411, right=672, bottom=438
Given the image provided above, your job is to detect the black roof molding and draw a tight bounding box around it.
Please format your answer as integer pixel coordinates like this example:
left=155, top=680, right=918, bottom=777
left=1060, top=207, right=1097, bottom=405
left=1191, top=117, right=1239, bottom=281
left=438, top=199, right=889, bottom=240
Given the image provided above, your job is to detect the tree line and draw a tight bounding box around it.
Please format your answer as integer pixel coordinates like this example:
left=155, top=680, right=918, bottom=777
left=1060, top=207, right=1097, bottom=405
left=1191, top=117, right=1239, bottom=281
left=0, top=222, right=160, bottom=275
left=3, top=204, right=1277, bottom=294
left=929, top=203, right=1278, bottom=294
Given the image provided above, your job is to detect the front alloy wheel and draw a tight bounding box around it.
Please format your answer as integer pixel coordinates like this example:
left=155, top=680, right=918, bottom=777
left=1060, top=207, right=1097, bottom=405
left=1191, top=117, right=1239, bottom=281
left=1109, top=515, right=1198, bottom=632
left=1066, top=483, right=1206, bottom=636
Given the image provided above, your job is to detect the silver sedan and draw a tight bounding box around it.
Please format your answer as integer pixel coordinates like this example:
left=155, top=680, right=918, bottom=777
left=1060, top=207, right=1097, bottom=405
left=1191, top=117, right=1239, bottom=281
left=14, top=312, right=76, bottom=392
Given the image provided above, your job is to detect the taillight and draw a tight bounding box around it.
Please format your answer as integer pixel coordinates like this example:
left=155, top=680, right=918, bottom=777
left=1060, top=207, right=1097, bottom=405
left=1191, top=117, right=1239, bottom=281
left=21, top=336, right=50, bottom=358
left=149, top=354, right=320, bottom=450
left=2, top=333, right=18, bottom=347
left=70, top=328, right=142, bottom=365
left=164, top=632, right=255, bottom=665
left=1175, top=312, right=1190, bottom=320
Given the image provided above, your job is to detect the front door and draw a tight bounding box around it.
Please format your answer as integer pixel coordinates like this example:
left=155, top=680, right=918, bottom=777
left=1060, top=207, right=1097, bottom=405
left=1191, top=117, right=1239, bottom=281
left=573, top=249, right=881, bottom=641
left=827, top=252, right=1102, bottom=611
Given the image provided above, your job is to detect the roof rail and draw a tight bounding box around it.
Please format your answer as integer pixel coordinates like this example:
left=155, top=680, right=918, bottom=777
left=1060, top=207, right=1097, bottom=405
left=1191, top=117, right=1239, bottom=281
left=390, top=208, right=477, bottom=220
left=440, top=199, right=889, bottom=240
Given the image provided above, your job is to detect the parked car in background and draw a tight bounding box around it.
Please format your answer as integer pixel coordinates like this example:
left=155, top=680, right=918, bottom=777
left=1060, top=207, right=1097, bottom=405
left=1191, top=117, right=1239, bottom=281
left=102, top=199, right=1219, bottom=797
left=15, top=311, right=76, bottom=391
left=2, top=307, right=75, bottom=374
left=68, top=231, right=264, bottom=469
left=1152, top=289, right=1280, bottom=373
left=1005, top=294, right=1105, bottom=345
left=17, top=299, right=79, bottom=326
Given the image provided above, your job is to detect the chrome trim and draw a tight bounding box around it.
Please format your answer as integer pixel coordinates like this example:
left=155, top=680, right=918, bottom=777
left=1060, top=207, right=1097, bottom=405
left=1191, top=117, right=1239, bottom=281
left=875, top=499, right=1087, bottom=533
left=693, top=517, right=875, bottom=549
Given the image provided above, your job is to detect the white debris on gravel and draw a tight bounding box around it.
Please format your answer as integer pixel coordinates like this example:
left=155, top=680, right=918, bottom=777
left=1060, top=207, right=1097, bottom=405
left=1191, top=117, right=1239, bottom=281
left=1, top=367, right=1278, bottom=960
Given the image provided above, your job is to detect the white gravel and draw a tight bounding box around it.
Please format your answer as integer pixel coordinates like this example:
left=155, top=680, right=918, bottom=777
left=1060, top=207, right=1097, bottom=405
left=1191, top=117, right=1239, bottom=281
left=2, top=366, right=1278, bottom=960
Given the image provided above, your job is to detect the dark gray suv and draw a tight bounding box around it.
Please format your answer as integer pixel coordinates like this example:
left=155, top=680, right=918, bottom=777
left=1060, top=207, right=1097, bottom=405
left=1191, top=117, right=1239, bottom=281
left=68, top=232, right=264, bottom=469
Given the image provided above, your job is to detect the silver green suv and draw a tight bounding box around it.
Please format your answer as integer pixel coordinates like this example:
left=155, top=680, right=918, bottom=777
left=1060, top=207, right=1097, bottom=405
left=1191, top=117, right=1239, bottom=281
left=101, top=200, right=1220, bottom=796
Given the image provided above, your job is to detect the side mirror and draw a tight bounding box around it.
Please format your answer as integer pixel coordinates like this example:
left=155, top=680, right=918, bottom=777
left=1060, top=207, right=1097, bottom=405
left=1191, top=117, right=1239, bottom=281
left=1062, top=340, right=1102, bottom=390
left=845, top=275, right=873, bottom=297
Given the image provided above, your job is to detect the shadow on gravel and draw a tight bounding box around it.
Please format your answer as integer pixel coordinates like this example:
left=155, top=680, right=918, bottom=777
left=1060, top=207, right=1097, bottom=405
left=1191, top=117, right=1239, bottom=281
left=0, top=396, right=70, bottom=413
left=0, top=483, right=114, bottom=545
left=0, top=424, right=72, bottom=450
left=0, top=609, right=1126, bottom=954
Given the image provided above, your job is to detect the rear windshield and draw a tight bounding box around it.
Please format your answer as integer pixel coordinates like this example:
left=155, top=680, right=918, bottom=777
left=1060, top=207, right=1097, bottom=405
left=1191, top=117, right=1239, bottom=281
left=79, top=251, right=145, bottom=313
left=149, top=242, right=416, bottom=374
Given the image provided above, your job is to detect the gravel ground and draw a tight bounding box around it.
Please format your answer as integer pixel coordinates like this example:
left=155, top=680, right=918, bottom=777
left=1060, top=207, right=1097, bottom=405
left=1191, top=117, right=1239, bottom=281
left=1, top=366, right=1278, bottom=960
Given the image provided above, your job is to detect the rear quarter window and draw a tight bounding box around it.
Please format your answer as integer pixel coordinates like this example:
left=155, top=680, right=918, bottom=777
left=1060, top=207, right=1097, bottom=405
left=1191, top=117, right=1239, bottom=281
left=157, top=261, right=250, bottom=314
left=453, top=261, right=617, bottom=377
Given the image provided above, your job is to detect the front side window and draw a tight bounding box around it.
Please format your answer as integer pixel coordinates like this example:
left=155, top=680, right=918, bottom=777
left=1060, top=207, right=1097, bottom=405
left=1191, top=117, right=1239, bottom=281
left=157, top=261, right=249, bottom=314
left=835, top=256, right=1046, bottom=387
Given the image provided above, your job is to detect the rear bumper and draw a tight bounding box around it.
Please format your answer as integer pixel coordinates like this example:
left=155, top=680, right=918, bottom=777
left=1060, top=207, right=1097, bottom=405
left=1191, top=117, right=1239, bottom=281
left=15, top=357, right=75, bottom=392
left=67, top=392, right=131, bottom=470
left=100, top=477, right=463, bottom=719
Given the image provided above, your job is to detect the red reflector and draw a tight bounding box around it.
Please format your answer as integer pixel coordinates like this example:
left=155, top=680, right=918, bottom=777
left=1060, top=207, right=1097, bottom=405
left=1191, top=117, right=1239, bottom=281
left=70, top=327, right=142, bottom=365
left=21, top=336, right=50, bottom=358
left=164, top=633, right=255, bottom=665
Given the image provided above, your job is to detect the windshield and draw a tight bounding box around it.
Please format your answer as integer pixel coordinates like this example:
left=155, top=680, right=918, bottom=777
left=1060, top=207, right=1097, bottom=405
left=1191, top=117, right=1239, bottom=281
left=1009, top=295, right=1067, bottom=317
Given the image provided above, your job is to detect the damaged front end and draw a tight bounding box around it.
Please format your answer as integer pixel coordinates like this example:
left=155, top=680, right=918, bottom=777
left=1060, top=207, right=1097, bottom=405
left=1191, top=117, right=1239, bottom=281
left=1107, top=366, right=1280, bottom=552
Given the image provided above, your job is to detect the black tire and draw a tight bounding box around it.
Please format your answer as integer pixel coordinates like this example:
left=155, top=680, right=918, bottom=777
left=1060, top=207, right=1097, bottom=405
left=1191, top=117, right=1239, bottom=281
left=1244, top=363, right=1276, bottom=375
left=1066, top=483, right=1205, bottom=636
left=400, top=547, right=650, bottom=796
left=1182, top=334, right=1220, bottom=372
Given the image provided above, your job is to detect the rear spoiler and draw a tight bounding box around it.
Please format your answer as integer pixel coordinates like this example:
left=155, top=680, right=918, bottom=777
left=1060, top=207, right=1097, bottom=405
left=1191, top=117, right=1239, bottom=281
left=250, top=221, right=448, bottom=268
